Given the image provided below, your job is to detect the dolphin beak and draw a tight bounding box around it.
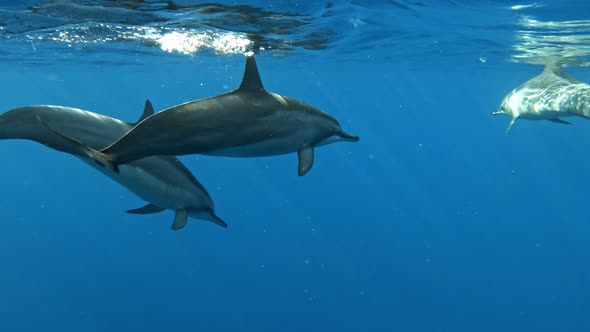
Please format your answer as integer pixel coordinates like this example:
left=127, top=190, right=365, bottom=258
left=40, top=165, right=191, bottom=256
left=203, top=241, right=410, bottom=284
left=491, top=109, right=504, bottom=115
left=337, top=131, right=359, bottom=142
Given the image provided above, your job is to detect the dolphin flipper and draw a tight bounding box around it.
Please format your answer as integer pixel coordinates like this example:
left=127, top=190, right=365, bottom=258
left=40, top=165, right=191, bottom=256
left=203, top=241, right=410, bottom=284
left=548, top=118, right=572, bottom=125
left=36, top=116, right=119, bottom=173
left=506, top=118, right=517, bottom=134
left=297, top=146, right=314, bottom=176
left=171, top=209, right=188, bottom=230
left=126, top=203, right=165, bottom=214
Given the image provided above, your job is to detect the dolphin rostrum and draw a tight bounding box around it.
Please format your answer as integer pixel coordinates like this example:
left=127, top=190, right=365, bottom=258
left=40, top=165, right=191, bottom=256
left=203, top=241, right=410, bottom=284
left=57, top=56, right=359, bottom=176
left=493, top=64, right=590, bottom=133
left=0, top=101, right=226, bottom=230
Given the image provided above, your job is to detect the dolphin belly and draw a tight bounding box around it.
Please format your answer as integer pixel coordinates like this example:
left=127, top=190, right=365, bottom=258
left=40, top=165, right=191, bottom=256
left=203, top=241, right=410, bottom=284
left=518, top=109, right=576, bottom=120
left=82, top=157, right=210, bottom=211
left=202, top=128, right=321, bottom=157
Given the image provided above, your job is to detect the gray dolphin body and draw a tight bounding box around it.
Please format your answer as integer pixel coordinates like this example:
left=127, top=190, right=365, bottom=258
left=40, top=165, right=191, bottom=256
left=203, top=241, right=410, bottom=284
left=0, top=102, right=226, bottom=230
left=493, top=65, right=590, bottom=133
left=65, top=56, right=358, bottom=176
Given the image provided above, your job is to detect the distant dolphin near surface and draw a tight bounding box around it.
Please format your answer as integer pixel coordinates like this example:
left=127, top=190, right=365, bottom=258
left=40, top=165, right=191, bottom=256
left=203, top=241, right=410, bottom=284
left=493, top=64, right=590, bottom=133
left=51, top=56, right=359, bottom=176
left=0, top=102, right=226, bottom=230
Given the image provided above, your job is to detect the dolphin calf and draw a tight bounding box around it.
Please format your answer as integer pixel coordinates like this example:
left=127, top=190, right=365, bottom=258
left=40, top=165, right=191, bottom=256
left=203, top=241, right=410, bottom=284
left=493, top=64, right=590, bottom=133
left=55, top=56, right=359, bottom=176
left=0, top=101, right=226, bottom=230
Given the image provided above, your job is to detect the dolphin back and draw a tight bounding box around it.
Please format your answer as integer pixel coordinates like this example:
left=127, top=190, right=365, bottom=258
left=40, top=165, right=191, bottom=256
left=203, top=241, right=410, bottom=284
left=539, top=67, right=590, bottom=118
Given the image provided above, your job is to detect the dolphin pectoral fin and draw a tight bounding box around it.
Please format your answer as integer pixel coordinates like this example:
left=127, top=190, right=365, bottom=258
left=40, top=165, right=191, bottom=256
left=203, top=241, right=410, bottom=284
left=35, top=116, right=120, bottom=173
left=171, top=209, right=188, bottom=230
left=548, top=118, right=572, bottom=125
left=126, top=203, right=165, bottom=214
left=297, top=146, right=314, bottom=176
left=128, top=99, right=155, bottom=127
left=506, top=118, right=517, bottom=134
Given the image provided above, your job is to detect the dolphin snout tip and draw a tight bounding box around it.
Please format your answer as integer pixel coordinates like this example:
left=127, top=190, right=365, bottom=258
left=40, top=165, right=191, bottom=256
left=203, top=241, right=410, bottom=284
left=339, top=132, right=359, bottom=142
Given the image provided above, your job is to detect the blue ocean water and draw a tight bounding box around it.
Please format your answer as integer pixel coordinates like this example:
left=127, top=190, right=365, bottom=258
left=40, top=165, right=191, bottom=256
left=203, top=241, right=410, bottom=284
left=1, top=1, right=590, bottom=331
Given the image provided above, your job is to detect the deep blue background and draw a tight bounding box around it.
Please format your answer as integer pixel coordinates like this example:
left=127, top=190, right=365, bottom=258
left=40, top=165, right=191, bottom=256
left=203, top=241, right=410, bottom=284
left=1, top=55, right=590, bottom=331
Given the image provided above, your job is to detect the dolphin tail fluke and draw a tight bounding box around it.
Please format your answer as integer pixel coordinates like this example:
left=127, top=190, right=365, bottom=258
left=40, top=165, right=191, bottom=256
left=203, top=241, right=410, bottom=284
left=88, top=148, right=118, bottom=174
left=35, top=115, right=120, bottom=173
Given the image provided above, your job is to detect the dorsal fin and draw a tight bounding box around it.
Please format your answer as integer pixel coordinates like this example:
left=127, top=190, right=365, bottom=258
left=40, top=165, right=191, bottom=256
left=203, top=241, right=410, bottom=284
left=543, top=63, right=563, bottom=74
left=128, top=99, right=155, bottom=126
left=238, top=55, right=265, bottom=92
left=542, top=63, right=581, bottom=83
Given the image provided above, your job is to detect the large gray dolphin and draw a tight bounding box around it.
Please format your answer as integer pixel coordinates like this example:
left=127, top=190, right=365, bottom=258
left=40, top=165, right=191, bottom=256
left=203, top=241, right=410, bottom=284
left=55, top=56, right=359, bottom=176
left=0, top=102, right=226, bottom=230
left=493, top=64, right=590, bottom=133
